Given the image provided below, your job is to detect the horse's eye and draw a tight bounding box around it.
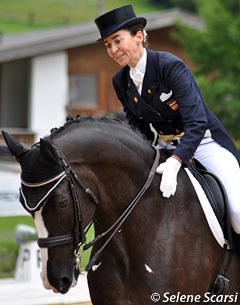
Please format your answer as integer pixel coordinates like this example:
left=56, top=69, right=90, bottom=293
left=58, top=198, right=68, bottom=208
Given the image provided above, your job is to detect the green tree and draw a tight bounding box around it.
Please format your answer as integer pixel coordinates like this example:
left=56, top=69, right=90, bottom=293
left=174, top=0, right=240, bottom=139
left=149, top=0, right=197, bottom=12
left=171, top=0, right=197, bottom=12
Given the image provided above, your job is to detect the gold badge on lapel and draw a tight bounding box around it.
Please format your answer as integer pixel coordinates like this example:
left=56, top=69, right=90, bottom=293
left=133, top=97, right=138, bottom=103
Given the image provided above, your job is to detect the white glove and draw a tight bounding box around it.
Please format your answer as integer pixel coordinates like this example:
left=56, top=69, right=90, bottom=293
left=156, top=156, right=182, bottom=198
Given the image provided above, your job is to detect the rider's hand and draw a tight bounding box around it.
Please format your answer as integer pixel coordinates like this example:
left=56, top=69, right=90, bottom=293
left=156, top=155, right=182, bottom=198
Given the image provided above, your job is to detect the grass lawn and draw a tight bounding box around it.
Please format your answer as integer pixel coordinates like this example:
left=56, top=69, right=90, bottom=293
left=0, top=215, right=94, bottom=278
left=0, top=0, right=161, bottom=34
left=0, top=216, right=34, bottom=278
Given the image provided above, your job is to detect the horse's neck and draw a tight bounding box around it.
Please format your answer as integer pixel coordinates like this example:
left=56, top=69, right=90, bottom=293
left=55, top=129, right=155, bottom=222
left=57, top=129, right=153, bottom=172
left=68, top=137, right=154, bottom=229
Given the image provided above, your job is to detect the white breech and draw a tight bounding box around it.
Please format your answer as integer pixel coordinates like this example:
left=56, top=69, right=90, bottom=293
left=194, top=138, right=240, bottom=234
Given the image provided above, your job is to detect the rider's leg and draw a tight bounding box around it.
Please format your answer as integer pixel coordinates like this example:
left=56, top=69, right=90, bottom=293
left=194, top=138, right=240, bottom=233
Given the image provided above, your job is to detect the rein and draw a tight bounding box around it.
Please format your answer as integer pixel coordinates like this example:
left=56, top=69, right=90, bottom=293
left=84, top=148, right=160, bottom=272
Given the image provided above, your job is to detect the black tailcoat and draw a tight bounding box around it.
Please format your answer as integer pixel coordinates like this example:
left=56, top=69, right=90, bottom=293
left=112, top=49, right=240, bottom=165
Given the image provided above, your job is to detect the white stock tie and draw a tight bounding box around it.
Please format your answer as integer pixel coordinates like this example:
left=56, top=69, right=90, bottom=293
left=130, top=68, right=144, bottom=92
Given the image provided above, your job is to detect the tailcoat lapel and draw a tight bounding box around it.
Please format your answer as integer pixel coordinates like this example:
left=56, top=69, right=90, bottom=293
left=141, top=50, right=159, bottom=102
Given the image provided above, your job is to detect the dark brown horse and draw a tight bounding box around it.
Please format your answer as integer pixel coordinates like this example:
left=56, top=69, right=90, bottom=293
left=2, top=116, right=240, bottom=304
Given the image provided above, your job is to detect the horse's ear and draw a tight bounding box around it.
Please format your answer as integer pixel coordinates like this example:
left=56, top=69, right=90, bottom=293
left=40, top=138, right=60, bottom=164
left=1, top=131, right=28, bottom=161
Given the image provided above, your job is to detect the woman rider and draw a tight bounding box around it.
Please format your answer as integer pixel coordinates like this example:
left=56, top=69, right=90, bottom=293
left=94, top=5, right=240, bottom=234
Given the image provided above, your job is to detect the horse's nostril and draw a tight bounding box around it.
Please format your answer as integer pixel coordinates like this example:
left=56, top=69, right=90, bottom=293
left=58, top=277, right=71, bottom=294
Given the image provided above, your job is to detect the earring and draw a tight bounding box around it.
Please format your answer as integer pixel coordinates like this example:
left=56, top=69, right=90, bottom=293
left=143, top=29, right=148, bottom=43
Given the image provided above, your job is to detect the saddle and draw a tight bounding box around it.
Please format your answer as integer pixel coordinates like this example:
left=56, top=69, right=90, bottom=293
left=188, top=159, right=232, bottom=246
left=188, top=160, right=239, bottom=296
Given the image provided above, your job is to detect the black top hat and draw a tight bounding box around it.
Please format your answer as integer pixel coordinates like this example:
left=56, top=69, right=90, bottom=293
left=95, top=5, right=147, bottom=42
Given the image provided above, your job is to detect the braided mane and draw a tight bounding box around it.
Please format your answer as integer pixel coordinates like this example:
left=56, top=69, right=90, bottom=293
left=47, top=115, right=148, bottom=143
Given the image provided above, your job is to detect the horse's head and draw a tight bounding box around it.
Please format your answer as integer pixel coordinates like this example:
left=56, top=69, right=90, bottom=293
left=2, top=131, right=98, bottom=294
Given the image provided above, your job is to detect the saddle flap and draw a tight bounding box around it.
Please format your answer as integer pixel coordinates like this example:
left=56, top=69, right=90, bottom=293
left=189, top=159, right=229, bottom=238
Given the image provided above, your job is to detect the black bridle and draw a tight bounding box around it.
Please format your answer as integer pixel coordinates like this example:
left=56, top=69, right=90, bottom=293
left=36, top=144, right=160, bottom=271
left=37, top=144, right=99, bottom=251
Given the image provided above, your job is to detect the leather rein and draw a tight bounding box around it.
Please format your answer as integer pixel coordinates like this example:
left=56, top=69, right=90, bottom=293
left=36, top=145, right=160, bottom=272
